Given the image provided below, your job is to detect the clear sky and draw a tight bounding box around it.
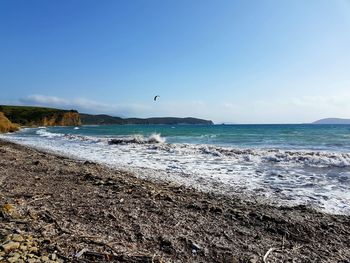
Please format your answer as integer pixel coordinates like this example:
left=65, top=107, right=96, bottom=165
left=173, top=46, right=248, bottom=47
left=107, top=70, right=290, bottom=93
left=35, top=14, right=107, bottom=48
left=1, top=0, right=350, bottom=123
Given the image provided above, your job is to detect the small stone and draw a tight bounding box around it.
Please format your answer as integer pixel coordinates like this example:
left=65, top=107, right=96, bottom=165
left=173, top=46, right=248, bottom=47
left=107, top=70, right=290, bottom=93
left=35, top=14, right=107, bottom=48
left=248, top=254, right=259, bottom=263
left=29, top=247, right=38, bottom=253
left=41, top=255, right=49, bottom=261
left=2, top=241, right=20, bottom=253
left=51, top=253, right=57, bottom=260
left=14, top=229, right=22, bottom=234
left=20, top=245, right=28, bottom=251
left=7, top=252, right=20, bottom=262
left=12, top=234, right=24, bottom=242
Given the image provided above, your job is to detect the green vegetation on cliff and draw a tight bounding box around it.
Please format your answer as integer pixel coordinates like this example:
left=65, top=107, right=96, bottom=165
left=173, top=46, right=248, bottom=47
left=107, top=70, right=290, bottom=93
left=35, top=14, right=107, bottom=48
left=0, top=105, right=81, bottom=127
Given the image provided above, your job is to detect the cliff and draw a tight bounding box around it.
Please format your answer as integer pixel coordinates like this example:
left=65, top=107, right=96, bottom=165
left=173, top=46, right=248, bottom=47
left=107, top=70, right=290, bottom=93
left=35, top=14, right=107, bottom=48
left=0, top=112, right=19, bottom=133
left=0, top=106, right=81, bottom=127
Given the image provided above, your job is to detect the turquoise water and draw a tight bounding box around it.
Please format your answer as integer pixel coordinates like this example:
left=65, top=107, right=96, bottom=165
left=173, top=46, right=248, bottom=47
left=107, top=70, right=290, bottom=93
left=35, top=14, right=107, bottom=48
left=38, top=124, right=350, bottom=152
left=2, top=124, right=350, bottom=214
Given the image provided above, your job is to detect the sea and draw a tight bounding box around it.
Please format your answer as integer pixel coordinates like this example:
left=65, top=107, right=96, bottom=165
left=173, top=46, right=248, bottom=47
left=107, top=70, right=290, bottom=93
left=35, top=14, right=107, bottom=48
left=1, top=124, right=350, bottom=215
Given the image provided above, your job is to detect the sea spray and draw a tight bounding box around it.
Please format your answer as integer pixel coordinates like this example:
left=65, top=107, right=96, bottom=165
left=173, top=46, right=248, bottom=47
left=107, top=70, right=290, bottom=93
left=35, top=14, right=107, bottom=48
left=109, top=133, right=166, bottom=144
left=148, top=133, right=166, bottom=144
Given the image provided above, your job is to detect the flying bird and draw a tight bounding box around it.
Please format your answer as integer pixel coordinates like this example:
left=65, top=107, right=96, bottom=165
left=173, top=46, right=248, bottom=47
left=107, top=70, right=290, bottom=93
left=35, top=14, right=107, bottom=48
left=154, top=95, right=160, bottom=101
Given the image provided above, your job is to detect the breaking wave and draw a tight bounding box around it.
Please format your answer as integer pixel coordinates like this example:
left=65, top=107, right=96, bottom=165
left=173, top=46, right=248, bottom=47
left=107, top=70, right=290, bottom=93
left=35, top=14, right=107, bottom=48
left=109, top=133, right=166, bottom=145
left=35, top=129, right=350, bottom=168
left=2, top=127, right=350, bottom=215
left=36, top=129, right=64, bottom=138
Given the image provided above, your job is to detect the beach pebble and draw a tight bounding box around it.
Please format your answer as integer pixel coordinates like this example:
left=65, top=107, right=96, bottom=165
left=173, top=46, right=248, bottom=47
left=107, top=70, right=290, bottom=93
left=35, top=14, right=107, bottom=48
left=41, top=255, right=49, bottom=261
left=2, top=241, right=20, bottom=253
left=12, top=234, right=24, bottom=242
left=248, top=254, right=259, bottom=263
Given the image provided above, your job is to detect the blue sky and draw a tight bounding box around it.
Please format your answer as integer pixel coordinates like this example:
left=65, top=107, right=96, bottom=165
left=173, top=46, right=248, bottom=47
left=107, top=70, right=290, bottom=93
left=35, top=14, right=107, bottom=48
left=1, top=0, right=350, bottom=123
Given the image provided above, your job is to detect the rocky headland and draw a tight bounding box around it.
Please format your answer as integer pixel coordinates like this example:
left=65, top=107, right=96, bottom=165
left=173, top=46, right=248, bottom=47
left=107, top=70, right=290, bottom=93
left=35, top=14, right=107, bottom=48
left=0, top=112, right=19, bottom=133
left=0, top=106, right=81, bottom=127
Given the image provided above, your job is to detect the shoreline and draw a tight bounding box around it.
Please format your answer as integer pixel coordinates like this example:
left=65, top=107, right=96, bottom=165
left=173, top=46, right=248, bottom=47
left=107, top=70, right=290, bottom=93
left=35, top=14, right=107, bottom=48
left=1, top=139, right=350, bottom=262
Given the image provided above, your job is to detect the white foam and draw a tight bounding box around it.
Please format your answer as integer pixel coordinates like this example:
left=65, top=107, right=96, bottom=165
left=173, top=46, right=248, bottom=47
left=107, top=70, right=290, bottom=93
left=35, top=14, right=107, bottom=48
left=36, top=129, right=65, bottom=138
left=1, top=129, right=350, bottom=215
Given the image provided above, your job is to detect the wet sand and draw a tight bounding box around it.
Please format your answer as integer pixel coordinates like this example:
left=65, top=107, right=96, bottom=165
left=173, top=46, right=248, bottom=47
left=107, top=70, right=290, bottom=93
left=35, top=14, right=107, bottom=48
left=0, top=139, right=349, bottom=262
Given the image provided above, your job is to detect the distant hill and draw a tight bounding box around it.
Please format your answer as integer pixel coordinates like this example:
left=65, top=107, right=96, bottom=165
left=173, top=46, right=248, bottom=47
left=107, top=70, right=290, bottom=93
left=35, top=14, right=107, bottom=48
left=81, top=113, right=213, bottom=125
left=124, top=117, right=213, bottom=125
left=80, top=114, right=124, bottom=125
left=312, top=118, right=350, bottom=124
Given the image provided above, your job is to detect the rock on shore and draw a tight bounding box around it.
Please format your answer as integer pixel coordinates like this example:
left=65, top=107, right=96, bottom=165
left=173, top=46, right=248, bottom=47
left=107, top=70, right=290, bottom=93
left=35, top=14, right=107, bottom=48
left=0, top=112, right=19, bottom=133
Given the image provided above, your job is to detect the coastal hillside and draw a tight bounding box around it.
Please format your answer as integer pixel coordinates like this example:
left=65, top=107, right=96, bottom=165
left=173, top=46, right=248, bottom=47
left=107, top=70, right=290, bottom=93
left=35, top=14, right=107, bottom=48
left=81, top=113, right=213, bottom=125
left=312, top=118, right=350, bottom=124
left=0, top=105, right=81, bottom=127
left=0, top=112, right=19, bottom=133
left=0, top=105, right=213, bottom=128
left=80, top=113, right=124, bottom=125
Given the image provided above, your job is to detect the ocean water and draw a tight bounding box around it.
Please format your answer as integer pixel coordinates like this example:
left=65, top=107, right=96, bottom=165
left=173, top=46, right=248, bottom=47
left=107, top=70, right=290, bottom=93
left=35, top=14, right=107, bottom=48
left=1, top=124, right=350, bottom=215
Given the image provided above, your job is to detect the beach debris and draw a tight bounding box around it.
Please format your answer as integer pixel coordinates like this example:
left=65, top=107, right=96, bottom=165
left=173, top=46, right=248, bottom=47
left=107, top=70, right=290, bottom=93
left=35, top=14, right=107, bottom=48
left=1, top=203, right=21, bottom=219
left=190, top=241, right=202, bottom=251
left=75, top=247, right=88, bottom=258
left=263, top=247, right=277, bottom=263
left=248, top=254, right=260, bottom=263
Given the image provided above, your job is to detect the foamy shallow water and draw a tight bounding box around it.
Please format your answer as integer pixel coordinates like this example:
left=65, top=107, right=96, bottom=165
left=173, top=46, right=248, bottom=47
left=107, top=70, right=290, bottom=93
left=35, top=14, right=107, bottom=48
left=1, top=127, right=350, bottom=215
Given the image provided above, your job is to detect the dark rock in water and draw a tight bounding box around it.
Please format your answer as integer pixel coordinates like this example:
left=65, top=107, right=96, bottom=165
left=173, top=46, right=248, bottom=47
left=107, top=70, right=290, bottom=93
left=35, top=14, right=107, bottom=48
left=108, top=138, right=146, bottom=145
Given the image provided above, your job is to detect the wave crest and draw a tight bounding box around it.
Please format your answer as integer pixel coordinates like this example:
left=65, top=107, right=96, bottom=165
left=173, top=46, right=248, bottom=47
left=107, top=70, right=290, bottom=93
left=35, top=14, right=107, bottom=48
left=109, top=133, right=166, bottom=145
